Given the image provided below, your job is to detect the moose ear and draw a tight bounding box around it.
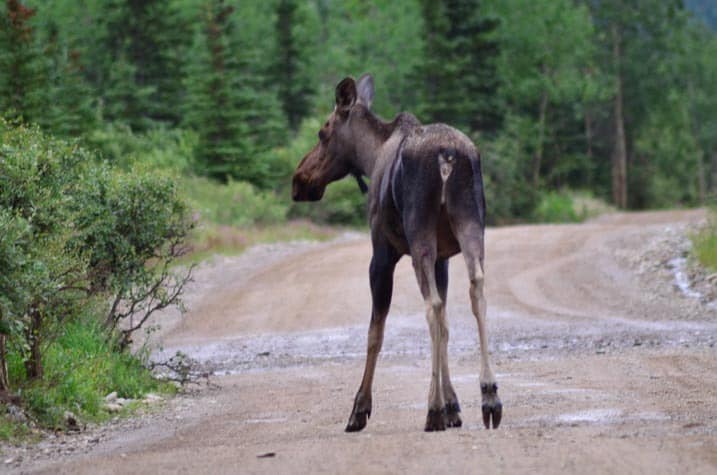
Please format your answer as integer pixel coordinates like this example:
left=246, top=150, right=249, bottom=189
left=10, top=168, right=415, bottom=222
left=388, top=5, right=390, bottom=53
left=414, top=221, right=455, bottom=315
left=356, top=74, right=374, bottom=109
left=335, top=77, right=357, bottom=112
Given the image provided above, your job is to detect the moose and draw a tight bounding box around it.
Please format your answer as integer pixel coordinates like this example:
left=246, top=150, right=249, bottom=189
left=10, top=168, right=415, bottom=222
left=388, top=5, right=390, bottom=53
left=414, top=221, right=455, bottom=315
left=292, top=74, right=501, bottom=431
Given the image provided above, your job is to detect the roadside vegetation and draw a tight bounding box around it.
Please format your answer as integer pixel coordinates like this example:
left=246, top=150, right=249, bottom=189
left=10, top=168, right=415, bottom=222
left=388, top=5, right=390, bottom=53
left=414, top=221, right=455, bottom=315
left=1, top=0, right=716, bottom=442
left=0, top=120, right=187, bottom=440
left=691, top=209, right=717, bottom=271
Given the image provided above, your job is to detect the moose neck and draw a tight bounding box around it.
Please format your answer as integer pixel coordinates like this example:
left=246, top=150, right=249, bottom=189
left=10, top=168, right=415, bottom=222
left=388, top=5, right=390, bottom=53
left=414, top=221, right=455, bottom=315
left=349, top=107, right=395, bottom=178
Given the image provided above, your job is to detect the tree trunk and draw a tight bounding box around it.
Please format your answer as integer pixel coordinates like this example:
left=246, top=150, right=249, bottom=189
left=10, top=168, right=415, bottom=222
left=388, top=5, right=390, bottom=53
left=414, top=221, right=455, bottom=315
left=24, top=307, right=43, bottom=380
left=697, top=152, right=706, bottom=205
left=0, top=335, right=9, bottom=391
left=611, top=25, right=628, bottom=209
left=711, top=151, right=717, bottom=199
left=532, top=88, right=549, bottom=186
left=584, top=108, right=593, bottom=159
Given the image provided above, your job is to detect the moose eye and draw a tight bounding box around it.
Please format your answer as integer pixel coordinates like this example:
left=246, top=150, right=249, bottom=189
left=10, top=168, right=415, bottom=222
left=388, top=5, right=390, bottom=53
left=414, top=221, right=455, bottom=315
left=318, top=129, right=328, bottom=142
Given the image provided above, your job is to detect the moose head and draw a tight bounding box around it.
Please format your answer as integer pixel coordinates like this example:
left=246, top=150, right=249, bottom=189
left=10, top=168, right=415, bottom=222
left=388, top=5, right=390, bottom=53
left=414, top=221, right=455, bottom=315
left=291, top=75, right=374, bottom=201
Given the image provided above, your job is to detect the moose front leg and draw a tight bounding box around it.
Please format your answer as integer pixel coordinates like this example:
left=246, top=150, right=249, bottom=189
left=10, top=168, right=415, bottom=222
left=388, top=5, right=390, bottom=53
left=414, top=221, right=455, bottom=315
left=346, top=242, right=399, bottom=432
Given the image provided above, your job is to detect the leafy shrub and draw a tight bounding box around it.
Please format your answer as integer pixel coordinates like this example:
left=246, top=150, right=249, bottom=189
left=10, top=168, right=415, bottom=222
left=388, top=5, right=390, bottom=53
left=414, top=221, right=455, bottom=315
left=569, top=190, right=615, bottom=220
left=182, top=176, right=288, bottom=227
left=69, top=165, right=194, bottom=347
left=84, top=122, right=197, bottom=174
left=0, top=119, right=191, bottom=407
left=0, top=119, right=91, bottom=380
left=533, top=191, right=581, bottom=223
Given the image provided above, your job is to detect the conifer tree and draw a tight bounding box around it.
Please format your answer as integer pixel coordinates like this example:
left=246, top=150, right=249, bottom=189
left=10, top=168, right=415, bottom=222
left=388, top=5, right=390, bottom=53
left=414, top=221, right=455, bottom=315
left=0, top=0, right=48, bottom=124
left=43, top=21, right=96, bottom=136
left=416, top=0, right=501, bottom=134
left=183, top=0, right=287, bottom=186
left=273, top=0, right=315, bottom=131
left=99, top=0, right=188, bottom=129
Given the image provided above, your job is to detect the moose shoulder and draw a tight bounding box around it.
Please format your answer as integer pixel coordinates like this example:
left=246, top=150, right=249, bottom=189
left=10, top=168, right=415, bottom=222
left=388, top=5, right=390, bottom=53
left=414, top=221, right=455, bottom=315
left=292, top=74, right=501, bottom=432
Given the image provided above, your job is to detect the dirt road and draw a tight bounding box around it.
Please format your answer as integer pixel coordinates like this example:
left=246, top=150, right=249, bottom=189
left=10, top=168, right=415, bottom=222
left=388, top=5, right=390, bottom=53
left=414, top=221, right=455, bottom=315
left=23, top=210, right=717, bottom=474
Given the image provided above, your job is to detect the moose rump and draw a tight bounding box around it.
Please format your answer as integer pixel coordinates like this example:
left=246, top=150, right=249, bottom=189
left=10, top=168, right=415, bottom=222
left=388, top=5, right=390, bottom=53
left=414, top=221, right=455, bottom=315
left=385, top=125, right=487, bottom=261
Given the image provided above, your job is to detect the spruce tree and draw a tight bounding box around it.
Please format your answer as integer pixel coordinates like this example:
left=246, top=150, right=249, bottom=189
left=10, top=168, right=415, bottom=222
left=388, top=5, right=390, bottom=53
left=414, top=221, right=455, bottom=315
left=99, top=0, right=188, bottom=129
left=43, top=21, right=96, bottom=136
left=0, top=0, right=48, bottom=124
left=273, top=0, right=315, bottom=131
left=416, top=0, right=501, bottom=134
left=183, top=0, right=287, bottom=186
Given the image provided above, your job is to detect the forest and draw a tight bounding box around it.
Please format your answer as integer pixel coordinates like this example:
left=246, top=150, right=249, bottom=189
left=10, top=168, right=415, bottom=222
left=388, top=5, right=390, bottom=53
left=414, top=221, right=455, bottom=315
left=1, top=0, right=716, bottom=222
left=0, top=0, right=716, bottom=436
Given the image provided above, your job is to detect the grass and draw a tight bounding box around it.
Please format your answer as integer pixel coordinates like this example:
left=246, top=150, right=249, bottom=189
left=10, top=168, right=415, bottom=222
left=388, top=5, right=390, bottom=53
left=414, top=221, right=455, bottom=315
left=5, top=316, right=173, bottom=435
left=532, top=190, right=615, bottom=224
left=0, top=414, right=36, bottom=443
left=691, top=210, right=717, bottom=271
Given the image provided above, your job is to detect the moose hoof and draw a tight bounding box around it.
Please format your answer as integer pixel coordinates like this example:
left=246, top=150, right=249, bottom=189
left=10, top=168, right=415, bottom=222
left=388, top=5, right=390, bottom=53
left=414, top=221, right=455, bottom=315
left=345, top=410, right=370, bottom=432
left=424, top=408, right=447, bottom=432
left=445, top=401, right=462, bottom=428
left=481, top=382, right=502, bottom=429
left=482, top=402, right=502, bottom=429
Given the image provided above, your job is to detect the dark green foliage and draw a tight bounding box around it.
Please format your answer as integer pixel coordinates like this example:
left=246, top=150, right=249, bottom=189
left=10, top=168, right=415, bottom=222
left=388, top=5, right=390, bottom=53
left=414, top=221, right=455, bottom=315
left=0, top=0, right=716, bottom=223
left=532, top=191, right=581, bottom=223
left=273, top=0, right=315, bottom=131
left=0, top=119, right=191, bottom=394
left=43, top=21, right=97, bottom=136
left=182, top=0, right=287, bottom=186
left=0, top=1, right=48, bottom=124
left=84, top=123, right=196, bottom=174
left=415, top=0, right=502, bottom=134
left=98, top=0, right=189, bottom=128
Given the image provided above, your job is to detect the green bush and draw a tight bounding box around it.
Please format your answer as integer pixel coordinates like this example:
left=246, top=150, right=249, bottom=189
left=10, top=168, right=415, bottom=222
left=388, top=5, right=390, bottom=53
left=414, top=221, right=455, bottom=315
left=0, top=119, right=91, bottom=380
left=0, top=119, right=189, bottom=428
left=84, top=122, right=197, bottom=175
left=182, top=176, right=288, bottom=227
left=533, top=191, right=581, bottom=223
left=569, top=190, right=615, bottom=220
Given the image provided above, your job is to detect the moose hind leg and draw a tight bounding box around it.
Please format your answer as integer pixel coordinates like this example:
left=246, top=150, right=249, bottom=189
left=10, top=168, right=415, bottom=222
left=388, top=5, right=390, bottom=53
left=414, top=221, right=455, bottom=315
left=455, top=225, right=502, bottom=430
left=469, top=259, right=502, bottom=429
left=346, top=243, right=398, bottom=432
left=411, top=246, right=446, bottom=432
left=435, top=258, right=461, bottom=428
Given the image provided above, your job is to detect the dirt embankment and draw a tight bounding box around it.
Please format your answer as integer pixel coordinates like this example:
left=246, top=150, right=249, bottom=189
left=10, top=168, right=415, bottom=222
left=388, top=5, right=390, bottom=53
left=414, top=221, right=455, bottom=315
left=12, top=209, right=717, bottom=474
